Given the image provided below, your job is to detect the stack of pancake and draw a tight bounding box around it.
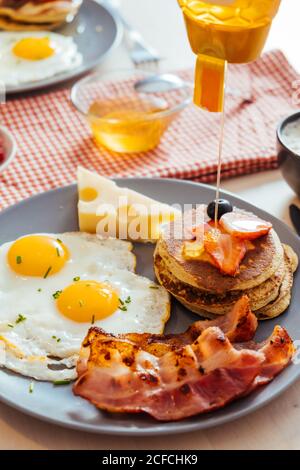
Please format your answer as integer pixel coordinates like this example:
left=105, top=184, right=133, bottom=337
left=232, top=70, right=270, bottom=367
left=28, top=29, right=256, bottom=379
left=0, top=0, right=82, bottom=30
left=154, top=206, right=298, bottom=319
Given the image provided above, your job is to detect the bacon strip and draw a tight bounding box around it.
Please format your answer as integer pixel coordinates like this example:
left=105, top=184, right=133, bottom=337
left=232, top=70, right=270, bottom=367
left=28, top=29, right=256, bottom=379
left=239, top=325, right=295, bottom=391
left=74, top=327, right=265, bottom=421
left=76, top=295, right=257, bottom=377
left=73, top=298, right=293, bottom=421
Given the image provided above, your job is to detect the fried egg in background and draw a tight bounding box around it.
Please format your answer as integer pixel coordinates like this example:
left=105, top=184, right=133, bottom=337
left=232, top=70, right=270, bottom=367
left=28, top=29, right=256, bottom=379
left=0, top=32, right=83, bottom=86
left=0, top=233, right=170, bottom=381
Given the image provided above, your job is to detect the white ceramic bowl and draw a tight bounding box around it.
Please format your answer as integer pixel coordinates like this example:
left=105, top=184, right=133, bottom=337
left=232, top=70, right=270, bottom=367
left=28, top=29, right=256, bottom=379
left=0, top=126, right=17, bottom=173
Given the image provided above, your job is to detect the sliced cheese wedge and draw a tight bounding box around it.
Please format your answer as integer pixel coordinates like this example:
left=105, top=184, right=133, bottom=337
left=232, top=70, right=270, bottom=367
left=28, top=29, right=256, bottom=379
left=77, top=167, right=181, bottom=242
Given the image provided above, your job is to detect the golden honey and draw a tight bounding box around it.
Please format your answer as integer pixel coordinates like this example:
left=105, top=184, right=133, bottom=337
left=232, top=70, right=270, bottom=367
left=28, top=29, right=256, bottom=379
left=87, top=96, right=170, bottom=153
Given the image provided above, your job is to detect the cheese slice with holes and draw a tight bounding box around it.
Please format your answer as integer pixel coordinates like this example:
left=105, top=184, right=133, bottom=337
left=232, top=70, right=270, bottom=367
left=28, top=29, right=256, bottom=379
left=77, top=167, right=181, bottom=242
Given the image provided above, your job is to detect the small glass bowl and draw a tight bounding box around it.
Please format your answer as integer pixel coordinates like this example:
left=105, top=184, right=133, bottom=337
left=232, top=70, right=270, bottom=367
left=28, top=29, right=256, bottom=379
left=71, top=69, right=191, bottom=153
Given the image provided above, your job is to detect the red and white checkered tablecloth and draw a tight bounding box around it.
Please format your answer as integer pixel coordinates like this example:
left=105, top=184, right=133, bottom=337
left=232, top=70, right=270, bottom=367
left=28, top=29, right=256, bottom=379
left=0, top=49, right=299, bottom=211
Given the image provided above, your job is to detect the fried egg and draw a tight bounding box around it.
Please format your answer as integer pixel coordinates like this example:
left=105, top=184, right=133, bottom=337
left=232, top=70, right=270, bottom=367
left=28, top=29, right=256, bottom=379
left=0, top=233, right=169, bottom=381
left=0, top=32, right=82, bottom=86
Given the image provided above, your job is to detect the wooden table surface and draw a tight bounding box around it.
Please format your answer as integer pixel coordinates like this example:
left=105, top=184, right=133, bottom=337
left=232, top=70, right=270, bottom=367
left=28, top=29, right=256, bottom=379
left=1, top=0, right=300, bottom=450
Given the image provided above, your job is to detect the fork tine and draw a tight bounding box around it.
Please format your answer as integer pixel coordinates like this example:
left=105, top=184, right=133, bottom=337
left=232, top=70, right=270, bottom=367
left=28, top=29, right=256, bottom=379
left=103, top=0, right=161, bottom=67
left=130, top=46, right=160, bottom=66
left=135, top=60, right=160, bottom=72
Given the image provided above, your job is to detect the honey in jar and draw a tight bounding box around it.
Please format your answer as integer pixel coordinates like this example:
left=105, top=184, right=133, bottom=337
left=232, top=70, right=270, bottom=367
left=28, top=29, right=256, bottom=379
left=178, top=0, right=281, bottom=112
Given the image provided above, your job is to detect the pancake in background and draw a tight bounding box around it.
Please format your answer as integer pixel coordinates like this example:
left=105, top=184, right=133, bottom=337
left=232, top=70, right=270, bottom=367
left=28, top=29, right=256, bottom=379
left=0, top=0, right=82, bottom=30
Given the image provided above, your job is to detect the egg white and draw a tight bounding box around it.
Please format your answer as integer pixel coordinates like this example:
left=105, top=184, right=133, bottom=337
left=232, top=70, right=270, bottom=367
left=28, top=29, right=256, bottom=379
left=0, top=233, right=169, bottom=381
left=0, top=31, right=82, bottom=86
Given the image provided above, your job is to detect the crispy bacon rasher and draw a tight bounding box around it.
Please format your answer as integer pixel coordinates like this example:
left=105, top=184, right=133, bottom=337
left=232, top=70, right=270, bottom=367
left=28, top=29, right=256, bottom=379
left=73, top=296, right=294, bottom=421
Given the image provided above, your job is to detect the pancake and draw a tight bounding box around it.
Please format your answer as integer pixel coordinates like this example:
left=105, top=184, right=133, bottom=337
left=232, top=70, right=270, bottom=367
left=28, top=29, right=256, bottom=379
left=0, top=0, right=82, bottom=30
left=283, top=243, right=299, bottom=272
left=158, top=206, right=284, bottom=294
left=155, top=204, right=298, bottom=320
left=155, top=244, right=297, bottom=319
left=256, top=244, right=298, bottom=320
left=0, top=16, right=61, bottom=30
left=154, top=247, right=284, bottom=315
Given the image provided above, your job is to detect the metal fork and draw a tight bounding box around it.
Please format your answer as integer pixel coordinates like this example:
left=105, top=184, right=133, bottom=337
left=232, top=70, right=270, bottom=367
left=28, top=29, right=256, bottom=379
left=103, top=0, right=161, bottom=68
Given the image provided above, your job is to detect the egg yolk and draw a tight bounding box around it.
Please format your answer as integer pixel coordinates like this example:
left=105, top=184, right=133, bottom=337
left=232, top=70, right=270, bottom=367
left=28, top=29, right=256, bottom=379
left=7, top=235, right=69, bottom=277
left=56, top=280, right=119, bottom=323
left=12, top=37, right=55, bottom=61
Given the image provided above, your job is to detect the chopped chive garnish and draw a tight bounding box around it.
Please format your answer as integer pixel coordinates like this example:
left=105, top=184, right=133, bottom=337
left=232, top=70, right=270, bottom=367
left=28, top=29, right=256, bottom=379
left=52, top=290, right=62, bottom=300
left=91, top=315, right=95, bottom=324
left=16, top=255, right=22, bottom=264
left=118, top=297, right=128, bottom=311
left=16, top=314, right=26, bottom=324
left=73, top=276, right=80, bottom=282
left=44, top=266, right=52, bottom=279
left=52, top=335, right=61, bottom=342
left=7, top=323, right=14, bottom=328
left=29, top=381, right=34, bottom=394
left=56, top=247, right=60, bottom=257
left=53, top=380, right=71, bottom=386
left=57, top=238, right=63, bottom=244
left=37, top=288, right=42, bottom=292
left=149, top=285, right=159, bottom=289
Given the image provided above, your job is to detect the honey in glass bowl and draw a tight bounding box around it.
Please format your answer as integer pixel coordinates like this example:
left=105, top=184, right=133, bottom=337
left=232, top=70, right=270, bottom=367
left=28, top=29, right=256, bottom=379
left=87, top=95, right=169, bottom=153
left=71, top=69, right=191, bottom=155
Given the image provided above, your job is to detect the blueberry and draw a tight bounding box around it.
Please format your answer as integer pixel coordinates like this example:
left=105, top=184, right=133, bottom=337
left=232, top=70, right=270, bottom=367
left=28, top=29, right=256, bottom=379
left=207, top=199, right=233, bottom=220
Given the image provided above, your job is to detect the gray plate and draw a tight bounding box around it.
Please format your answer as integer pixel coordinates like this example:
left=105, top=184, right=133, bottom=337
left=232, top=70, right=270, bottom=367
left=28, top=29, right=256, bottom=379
left=6, top=0, right=123, bottom=95
left=0, top=178, right=300, bottom=436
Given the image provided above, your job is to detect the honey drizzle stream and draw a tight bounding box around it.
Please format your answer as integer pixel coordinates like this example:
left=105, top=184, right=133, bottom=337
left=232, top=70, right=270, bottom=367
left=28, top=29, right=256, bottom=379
left=214, top=65, right=227, bottom=227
